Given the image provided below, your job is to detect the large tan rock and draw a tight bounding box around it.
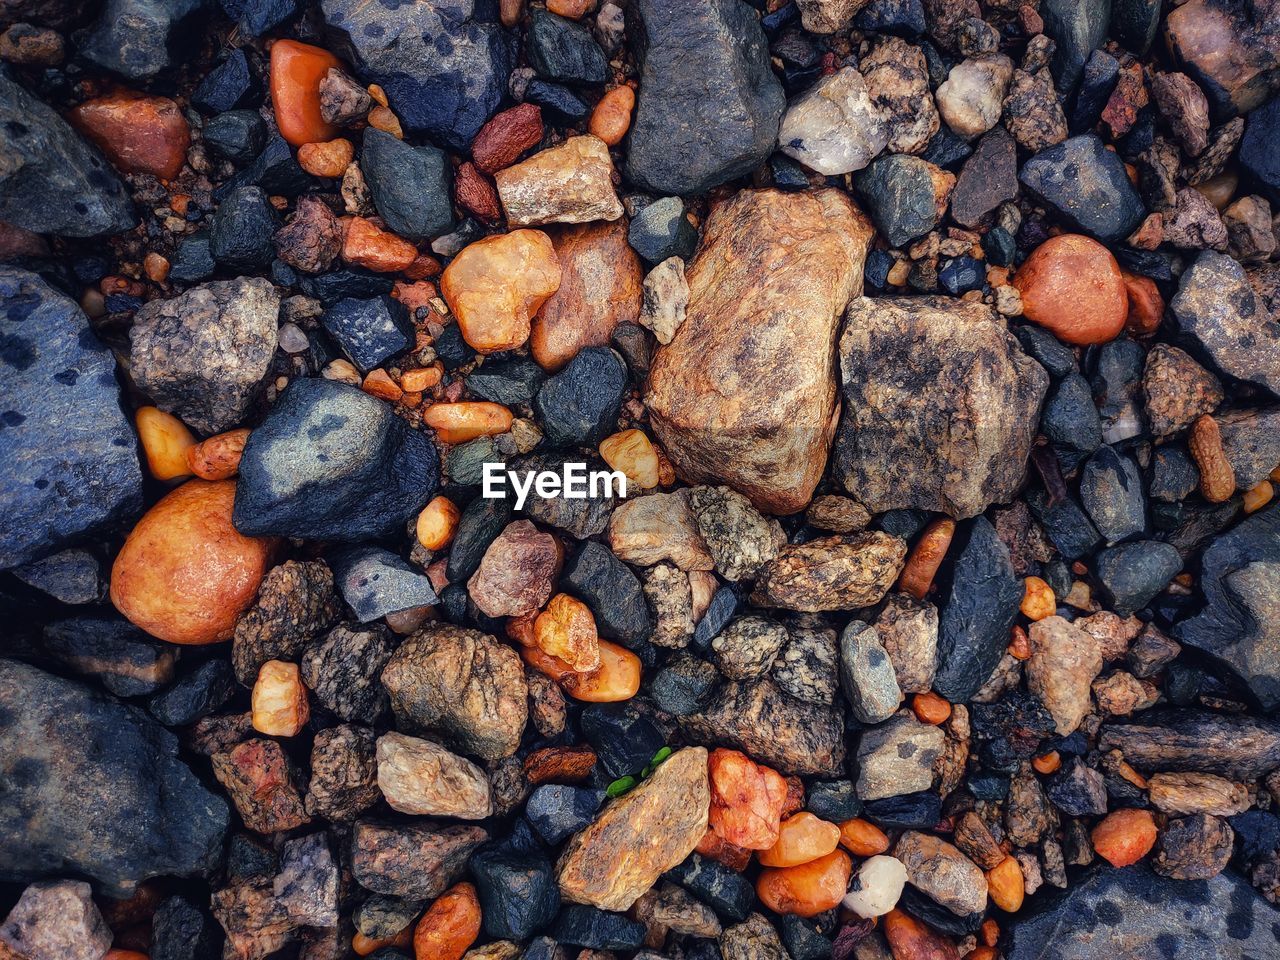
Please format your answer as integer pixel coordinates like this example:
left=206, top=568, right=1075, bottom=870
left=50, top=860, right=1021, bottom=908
left=557, top=746, right=710, bottom=911
left=1027, top=616, right=1103, bottom=736
left=645, top=189, right=873, bottom=515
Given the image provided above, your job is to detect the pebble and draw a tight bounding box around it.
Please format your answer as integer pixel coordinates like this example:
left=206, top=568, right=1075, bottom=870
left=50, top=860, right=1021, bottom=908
left=204, top=110, right=267, bottom=163
left=951, top=125, right=1017, bottom=227
left=1079, top=445, right=1147, bottom=544
left=856, top=711, right=945, bottom=801
left=0, top=881, right=111, bottom=960
left=779, top=67, right=889, bottom=175
left=839, top=620, right=904, bottom=724
left=376, top=732, right=492, bottom=818
left=842, top=855, right=907, bottom=919
left=752, top=532, right=905, bottom=612
left=711, top=616, right=789, bottom=681
left=894, top=831, right=988, bottom=916
left=628, top=196, right=698, bottom=264
left=534, top=346, right=629, bottom=447
left=1094, top=539, right=1182, bottom=616
left=854, top=154, right=954, bottom=247
left=469, top=848, right=560, bottom=941
left=496, top=135, right=624, bottom=227
left=638, top=256, right=689, bottom=345
left=1019, top=134, right=1147, bottom=242
left=861, top=36, right=939, bottom=154
left=1153, top=814, right=1234, bottom=880
left=771, top=625, right=838, bottom=706
left=70, top=90, right=189, bottom=180
left=937, top=55, right=1014, bottom=138
left=1014, top=234, right=1127, bottom=346
left=1003, top=68, right=1069, bottom=152
left=1027, top=616, right=1103, bottom=735
left=351, top=821, right=488, bottom=901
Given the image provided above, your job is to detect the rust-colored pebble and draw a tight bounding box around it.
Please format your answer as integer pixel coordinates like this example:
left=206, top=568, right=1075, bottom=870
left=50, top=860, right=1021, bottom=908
left=756, top=849, right=852, bottom=918
left=270, top=39, right=341, bottom=147
left=912, top=691, right=952, bottom=725
left=838, top=817, right=890, bottom=857
left=1014, top=234, right=1128, bottom=346
left=588, top=85, right=636, bottom=147
left=898, top=517, right=956, bottom=599
left=412, top=882, right=481, bottom=960
left=1091, top=808, right=1158, bottom=867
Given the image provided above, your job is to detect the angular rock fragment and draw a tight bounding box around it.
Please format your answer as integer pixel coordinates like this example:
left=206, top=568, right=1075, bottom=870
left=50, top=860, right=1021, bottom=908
left=862, top=36, right=938, bottom=154
left=376, top=732, right=493, bottom=819
left=306, top=724, right=381, bottom=821
left=496, top=136, right=623, bottom=227
left=468, top=520, right=562, bottom=619
left=40, top=617, right=177, bottom=697
left=1164, top=0, right=1280, bottom=119
left=1019, top=134, right=1146, bottom=243
left=211, top=738, right=310, bottom=835
left=1100, top=710, right=1280, bottom=780
left=856, top=711, right=945, bottom=801
left=1027, top=616, right=1103, bottom=735
left=839, top=621, right=903, bottom=724
left=875, top=593, right=939, bottom=695
left=274, top=832, right=339, bottom=928
left=779, top=67, right=888, bottom=175
left=894, top=831, right=987, bottom=916
left=351, top=821, right=487, bottom=900
left=751, top=532, right=906, bottom=613
left=0, top=880, right=111, bottom=960
left=301, top=622, right=393, bottom=723
left=609, top=491, right=713, bottom=571
left=233, top=559, right=342, bottom=685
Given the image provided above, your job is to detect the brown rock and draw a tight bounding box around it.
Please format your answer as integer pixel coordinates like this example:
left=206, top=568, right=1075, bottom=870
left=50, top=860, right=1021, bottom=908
left=1152, top=72, right=1211, bottom=157
left=1027, top=616, right=1103, bottom=736
left=375, top=732, right=493, bottom=819
left=1002, top=67, right=1068, bottom=152
left=351, top=821, right=487, bottom=900
left=524, top=744, right=596, bottom=785
left=528, top=667, right=569, bottom=737
left=0, top=24, right=64, bottom=66
left=467, top=520, right=562, bottom=618
left=381, top=623, right=529, bottom=761
left=751, top=532, right=906, bottom=613
left=1142, top=343, right=1224, bottom=437
left=531, top=219, right=642, bottom=371
left=608, top=490, right=714, bottom=571
left=211, top=738, right=311, bottom=834
left=1099, top=710, right=1280, bottom=780
left=210, top=880, right=293, bottom=960
left=69, top=90, right=189, bottom=180
left=495, top=136, right=623, bottom=227
left=232, top=559, right=342, bottom=686
left=645, top=189, right=873, bottom=515
left=950, top=125, right=1018, bottom=228
left=875, top=593, right=939, bottom=694
left=471, top=103, right=544, bottom=174
left=894, top=831, right=988, bottom=916
left=1165, top=0, right=1280, bottom=119
left=0, top=881, right=110, bottom=960
left=1074, top=611, right=1144, bottom=662
left=454, top=161, right=501, bottom=223
left=1225, top=194, right=1277, bottom=263
left=1014, top=234, right=1128, bottom=345
left=953, top=811, right=1006, bottom=870
left=1152, top=814, right=1234, bottom=880
left=643, top=562, right=695, bottom=649
left=861, top=36, right=938, bottom=154
left=1102, top=59, right=1148, bottom=139
left=1148, top=772, right=1252, bottom=817
left=275, top=195, right=342, bottom=274
left=306, top=724, right=380, bottom=821
left=557, top=746, right=710, bottom=911
left=440, top=229, right=561, bottom=353
left=1164, top=187, right=1229, bottom=250
left=1006, top=763, right=1054, bottom=847
left=1092, top=671, right=1160, bottom=716
left=318, top=68, right=372, bottom=126
left=795, top=0, right=869, bottom=32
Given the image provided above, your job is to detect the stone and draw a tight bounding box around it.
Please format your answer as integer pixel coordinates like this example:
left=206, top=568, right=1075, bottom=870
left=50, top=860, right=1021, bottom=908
left=534, top=346, right=629, bottom=447
left=1094, top=540, right=1182, bottom=616
left=681, top=679, right=846, bottom=777
left=894, top=831, right=987, bottom=916
left=772, top=625, right=838, bottom=706
left=554, top=904, right=645, bottom=950
left=796, top=0, right=869, bottom=32
left=936, top=55, right=1014, bottom=138
left=0, top=270, right=142, bottom=570
left=1019, top=134, right=1146, bottom=243
left=442, top=229, right=562, bottom=354
left=1148, top=772, right=1251, bottom=817
left=78, top=0, right=203, bottom=78
left=779, top=67, right=888, bottom=175
left=688, top=485, right=783, bottom=582
left=1165, top=0, right=1280, bottom=121
left=861, top=36, right=938, bottom=155
left=629, top=197, right=698, bottom=264
left=856, top=712, right=945, bottom=802
left=1170, top=251, right=1280, bottom=398
left=151, top=894, right=220, bottom=960
left=375, top=732, right=492, bottom=818
left=321, top=0, right=509, bottom=150
left=329, top=546, right=437, bottom=623
left=1040, top=0, right=1108, bottom=95
left=274, top=195, right=341, bottom=274
left=1142, top=343, right=1224, bottom=437
left=300, top=623, right=393, bottom=723
left=1111, top=0, right=1161, bottom=56
left=625, top=0, right=784, bottom=195
left=527, top=785, right=604, bottom=845
left=305, top=724, right=380, bottom=821
left=720, top=913, right=789, bottom=960
left=149, top=660, right=234, bottom=727
left=1026, top=616, right=1103, bottom=735
left=496, top=136, right=623, bottom=227
left=209, top=186, right=277, bottom=271
left=646, top=189, right=873, bottom=514
left=634, top=881, right=722, bottom=939
left=1176, top=502, right=1280, bottom=710
left=950, top=126, right=1017, bottom=227
left=130, top=277, right=279, bottom=435
left=351, top=821, right=487, bottom=900
left=557, top=746, right=710, bottom=911
left=876, top=594, right=939, bottom=694
left=1079, top=445, right=1147, bottom=544
left=1046, top=757, right=1108, bottom=817
left=234, top=378, right=438, bottom=541
left=273, top=832, right=339, bottom=928
left=466, top=520, right=560, bottom=619
left=69, top=90, right=189, bottom=180
left=842, top=855, right=906, bottom=920
left=854, top=154, right=953, bottom=247
left=40, top=616, right=174, bottom=696
left=560, top=541, right=652, bottom=647
left=638, top=256, right=689, bottom=345
left=839, top=621, right=903, bottom=724
left=204, top=109, right=266, bottom=163
left=1099, top=709, right=1280, bottom=780
left=211, top=737, right=309, bottom=835
left=1225, top=195, right=1276, bottom=263
left=233, top=559, right=342, bottom=686
left=322, top=295, right=412, bottom=374
left=1152, top=814, right=1234, bottom=880
left=1151, top=72, right=1211, bottom=157
left=469, top=848, right=560, bottom=941
left=0, top=880, right=111, bottom=960
left=0, top=661, right=228, bottom=896
left=531, top=219, right=641, bottom=372
left=13, top=549, right=102, bottom=605
left=711, top=616, right=789, bottom=681
left=751, top=532, right=906, bottom=612
left=1165, top=187, right=1229, bottom=251
left=527, top=9, right=607, bottom=84
left=1003, top=68, right=1069, bottom=153
left=1242, top=97, right=1280, bottom=201
left=360, top=128, right=454, bottom=241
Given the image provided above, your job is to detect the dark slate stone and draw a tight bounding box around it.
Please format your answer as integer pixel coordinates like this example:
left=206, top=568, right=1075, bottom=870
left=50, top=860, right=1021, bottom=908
left=611, top=322, right=652, bottom=379
left=192, top=50, right=256, bottom=113
left=625, top=0, right=785, bottom=195
left=209, top=186, right=277, bottom=271
left=81, top=0, right=206, bottom=80
left=864, top=248, right=894, bottom=289
left=650, top=654, right=719, bottom=716
left=933, top=517, right=1023, bottom=702
left=355, top=895, right=426, bottom=939
left=950, top=125, right=1017, bottom=228
left=150, top=895, right=220, bottom=960
left=513, top=451, right=618, bottom=539
left=304, top=269, right=395, bottom=306
left=1027, top=488, right=1103, bottom=561
left=321, top=295, right=414, bottom=374
left=563, top=541, right=653, bottom=647
left=1176, top=502, right=1280, bottom=710
left=520, top=938, right=565, bottom=960
left=1231, top=810, right=1280, bottom=862
left=433, top=322, right=476, bottom=371
left=1040, top=0, right=1110, bottom=96
left=899, top=887, right=983, bottom=935
left=0, top=269, right=142, bottom=570
left=527, top=9, right=608, bottom=85
left=0, top=660, right=229, bottom=897
left=148, top=659, right=235, bottom=727
left=580, top=702, right=666, bottom=779
left=0, top=74, right=135, bottom=237
left=1091, top=337, right=1147, bottom=441
left=1110, top=0, right=1161, bottom=56
left=203, top=110, right=267, bottom=164
left=525, top=785, right=604, bottom=845
left=982, top=226, right=1017, bottom=267
left=14, top=549, right=102, bottom=605
left=1041, top=373, right=1102, bottom=453
left=41, top=616, right=172, bottom=697
left=220, top=134, right=313, bottom=197
left=554, top=904, right=646, bottom=950
left=863, top=790, right=943, bottom=830
left=919, top=124, right=972, bottom=169
left=1070, top=48, right=1120, bottom=134
left=533, top=347, right=628, bottom=447
left=1095, top=540, right=1182, bottom=616
left=769, top=153, right=811, bottom=190
left=664, top=853, right=755, bottom=922
left=780, top=915, right=833, bottom=960
left=330, top=546, right=438, bottom=622
left=320, top=0, right=512, bottom=150
left=168, top=232, right=217, bottom=283
left=853, top=0, right=926, bottom=34
left=1016, top=325, right=1078, bottom=380
left=938, top=256, right=983, bottom=295
left=233, top=378, right=438, bottom=542
left=628, top=196, right=699, bottom=264
left=1046, top=757, right=1109, bottom=816
left=1079, top=444, right=1147, bottom=544
left=467, top=356, right=546, bottom=406
left=807, top=779, right=861, bottom=822
left=692, top=584, right=740, bottom=652
left=853, top=154, right=944, bottom=248
left=524, top=79, right=591, bottom=125
left=1005, top=865, right=1280, bottom=959
left=1019, top=134, right=1146, bottom=243
left=469, top=847, right=560, bottom=941
left=968, top=771, right=1010, bottom=800
left=361, top=128, right=456, bottom=242
left=1241, top=84, right=1280, bottom=200
left=446, top=496, right=512, bottom=582
left=220, top=0, right=298, bottom=35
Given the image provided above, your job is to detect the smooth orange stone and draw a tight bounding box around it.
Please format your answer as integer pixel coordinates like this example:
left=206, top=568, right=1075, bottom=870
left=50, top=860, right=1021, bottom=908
left=104, top=952, right=150, bottom=960
left=1013, top=234, right=1127, bottom=346
left=109, top=480, right=274, bottom=645
left=1121, top=268, right=1164, bottom=336
left=1091, top=808, right=1158, bottom=867
left=758, top=812, right=841, bottom=867
left=344, top=216, right=418, bottom=273
left=70, top=90, right=190, bottom=180
left=911, top=691, right=952, bottom=726
left=756, top=850, right=852, bottom=918
left=298, top=137, right=354, bottom=178
left=136, top=406, right=195, bottom=481
left=534, top=593, right=600, bottom=672
left=270, top=39, right=341, bottom=147
left=1031, top=750, right=1061, bottom=774
left=1020, top=575, right=1056, bottom=621
left=838, top=817, right=890, bottom=857
left=559, top=639, right=641, bottom=702
left=416, top=496, right=461, bottom=550
left=440, top=229, right=561, bottom=353
left=708, top=747, right=788, bottom=851
left=413, top=883, right=480, bottom=960
left=423, top=401, right=513, bottom=444
left=898, top=517, right=955, bottom=600
left=187, top=428, right=251, bottom=481
left=548, top=0, right=595, bottom=17
left=589, top=85, right=636, bottom=147
left=883, top=909, right=960, bottom=960
left=986, top=855, right=1025, bottom=913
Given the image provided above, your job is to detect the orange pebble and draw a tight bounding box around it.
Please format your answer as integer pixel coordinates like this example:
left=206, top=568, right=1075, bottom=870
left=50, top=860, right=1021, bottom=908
left=912, top=691, right=952, bottom=725
left=965, top=949, right=999, bottom=960
left=298, top=137, right=354, bottom=178
left=1032, top=751, right=1061, bottom=774
left=104, top=952, right=150, bottom=960
left=708, top=747, right=789, bottom=851
left=416, top=496, right=461, bottom=550
left=187, top=428, right=250, bottom=481
left=270, top=39, right=341, bottom=147
left=980, top=918, right=1000, bottom=947
left=413, top=883, right=480, bottom=960
left=1091, top=808, right=1158, bottom=867
left=423, top=401, right=514, bottom=444
left=1014, top=234, right=1128, bottom=346
left=1008, top=625, right=1031, bottom=660
left=883, top=909, right=960, bottom=960
left=400, top=364, right=444, bottom=393
left=986, top=855, right=1025, bottom=913
left=362, top=368, right=404, bottom=402
left=136, top=406, right=195, bottom=481
left=1121, top=268, right=1164, bottom=336
left=838, top=817, right=891, bottom=857
left=588, top=85, right=636, bottom=147
left=898, top=518, right=956, bottom=599
left=343, top=215, right=418, bottom=273
left=695, top=826, right=754, bottom=871
left=558, top=639, right=641, bottom=702
left=756, top=850, right=852, bottom=918
left=758, top=812, right=841, bottom=867
left=1020, top=575, right=1056, bottom=621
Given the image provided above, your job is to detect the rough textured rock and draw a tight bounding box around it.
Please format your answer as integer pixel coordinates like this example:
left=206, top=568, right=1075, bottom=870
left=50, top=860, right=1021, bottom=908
left=557, top=746, right=709, bottom=911
left=305, top=724, right=380, bottom=821
left=233, top=559, right=342, bottom=685
left=856, top=711, right=945, bottom=801
left=381, top=623, right=528, bottom=761
left=854, top=154, right=954, bottom=247
left=796, top=0, right=869, bottom=33
left=779, top=67, right=889, bottom=175
left=1148, top=773, right=1251, bottom=817
left=751, top=532, right=906, bottom=612
left=950, top=125, right=1018, bottom=227
left=375, top=732, right=493, bottom=818
left=894, top=831, right=987, bottom=916
left=1100, top=710, right=1280, bottom=780
left=1151, top=814, right=1234, bottom=880
left=876, top=593, right=939, bottom=694
left=0, top=73, right=135, bottom=236
left=351, top=821, right=487, bottom=900
left=0, top=269, right=142, bottom=570
left=467, top=519, right=561, bottom=619
left=1164, top=0, right=1280, bottom=120
left=1142, top=343, right=1224, bottom=437
left=625, top=0, right=784, bottom=195
left=862, top=36, right=938, bottom=155
left=937, top=55, right=1014, bottom=138
left=839, top=620, right=903, bottom=724
left=0, top=660, right=228, bottom=896
left=300, top=622, right=393, bottom=723
left=835, top=296, right=1047, bottom=518
left=0, top=880, right=111, bottom=960
left=1019, top=134, right=1146, bottom=243
left=1027, top=616, right=1103, bottom=735
left=689, top=485, right=784, bottom=582
left=712, top=616, right=790, bottom=681
left=496, top=136, right=623, bottom=227
left=646, top=189, right=873, bottom=514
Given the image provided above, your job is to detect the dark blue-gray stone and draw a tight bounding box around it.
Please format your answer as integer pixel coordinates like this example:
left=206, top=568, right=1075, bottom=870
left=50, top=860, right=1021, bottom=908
left=554, top=904, right=646, bottom=950
left=219, top=0, right=298, bottom=35
left=361, top=129, right=456, bottom=242
left=321, top=295, right=413, bottom=374
left=14, top=549, right=103, bottom=605
left=233, top=378, right=438, bottom=542
left=330, top=546, right=438, bottom=623
left=209, top=185, right=277, bottom=271
left=220, top=134, right=313, bottom=197
left=527, top=9, right=608, bottom=85
left=466, top=356, right=546, bottom=406
left=525, top=785, right=604, bottom=845
left=81, top=0, right=208, bottom=80
left=854, top=154, right=944, bottom=247
left=1110, top=0, right=1161, bottom=56
left=533, top=347, right=628, bottom=448
left=0, top=659, right=229, bottom=897
left=321, top=0, right=511, bottom=151
left=148, top=659, right=235, bottom=727
left=650, top=654, right=719, bottom=716
left=1041, top=373, right=1102, bottom=453
left=192, top=49, right=256, bottom=113
left=664, top=853, right=754, bottom=922
left=1095, top=540, right=1181, bottom=616
left=1040, top=0, right=1111, bottom=96
left=202, top=110, right=267, bottom=164
left=1149, top=445, right=1199, bottom=503
left=469, top=847, right=560, bottom=941
left=1005, top=865, right=1280, bottom=959
left=1079, top=444, right=1147, bottom=544
left=628, top=196, right=698, bottom=264
left=41, top=616, right=175, bottom=697
left=1241, top=83, right=1280, bottom=201
left=807, top=779, right=861, bottom=822
left=562, top=540, right=652, bottom=647
left=853, top=0, right=926, bottom=34
left=524, top=79, right=591, bottom=125
left=580, top=701, right=665, bottom=779
left=1069, top=48, right=1120, bottom=134
left=1028, top=488, right=1102, bottom=561
left=625, top=0, right=785, bottom=195
left=863, top=790, right=942, bottom=830
left=779, top=916, right=832, bottom=960
left=150, top=894, right=220, bottom=960
left=169, top=232, right=217, bottom=283
left=1016, top=325, right=1078, bottom=379
left=934, top=517, right=1023, bottom=702
left=0, top=74, right=135, bottom=237
left=0, top=269, right=142, bottom=570
left=1019, top=134, right=1146, bottom=243
left=445, top=496, right=512, bottom=583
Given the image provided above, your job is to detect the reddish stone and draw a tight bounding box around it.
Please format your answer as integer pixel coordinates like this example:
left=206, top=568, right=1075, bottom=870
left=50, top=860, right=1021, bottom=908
left=523, top=745, right=597, bottom=785
left=270, top=39, right=341, bottom=147
left=708, top=747, right=788, bottom=851
left=695, top=826, right=754, bottom=871
left=467, top=520, right=562, bottom=618
left=343, top=215, right=418, bottom=272
left=1013, top=234, right=1128, bottom=345
left=1102, top=60, right=1148, bottom=139
left=211, top=738, right=311, bottom=834
left=1122, top=269, right=1165, bottom=336
left=471, top=103, right=544, bottom=175
left=455, top=161, right=502, bottom=223
left=69, top=90, right=190, bottom=180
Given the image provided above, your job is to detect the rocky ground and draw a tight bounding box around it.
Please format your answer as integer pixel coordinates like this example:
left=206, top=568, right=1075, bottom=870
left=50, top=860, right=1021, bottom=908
left=1, top=0, right=1280, bottom=958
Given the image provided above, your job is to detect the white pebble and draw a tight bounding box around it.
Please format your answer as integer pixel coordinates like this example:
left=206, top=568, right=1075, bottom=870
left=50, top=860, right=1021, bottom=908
left=842, top=854, right=906, bottom=918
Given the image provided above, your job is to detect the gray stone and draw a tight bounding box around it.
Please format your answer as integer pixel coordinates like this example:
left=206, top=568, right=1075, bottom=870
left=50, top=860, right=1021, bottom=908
left=712, top=615, right=789, bottom=681
left=80, top=0, right=206, bottom=80
left=840, top=620, right=903, bottom=724
left=688, top=485, right=783, bottom=582
left=0, top=880, right=111, bottom=960
left=41, top=616, right=177, bottom=698
left=853, top=153, right=949, bottom=247
left=1040, top=0, right=1110, bottom=95
left=1019, top=134, right=1146, bottom=243
left=1079, top=445, right=1147, bottom=545
left=856, top=711, right=944, bottom=801
left=1095, top=540, right=1181, bottom=616
left=771, top=625, right=838, bottom=706
left=361, top=128, right=456, bottom=241
left=12, top=549, right=103, bottom=605
left=875, top=593, right=938, bottom=694
left=0, top=269, right=142, bottom=570
left=301, top=623, right=394, bottom=724
left=780, top=67, right=888, bottom=176
left=330, top=546, right=437, bottom=622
